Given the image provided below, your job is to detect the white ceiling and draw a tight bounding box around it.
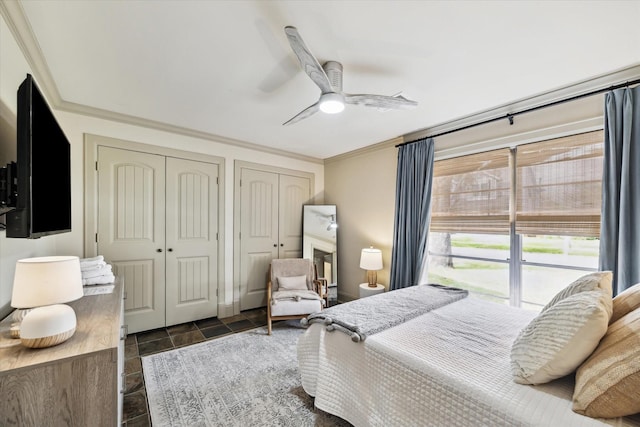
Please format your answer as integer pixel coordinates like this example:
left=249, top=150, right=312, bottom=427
left=8, top=0, right=640, bottom=159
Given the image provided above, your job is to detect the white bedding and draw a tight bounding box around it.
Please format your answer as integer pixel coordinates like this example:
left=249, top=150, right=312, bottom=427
left=297, top=297, right=640, bottom=427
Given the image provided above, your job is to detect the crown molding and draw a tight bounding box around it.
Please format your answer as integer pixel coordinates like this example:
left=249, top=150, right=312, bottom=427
left=57, top=99, right=323, bottom=164
left=403, top=62, right=640, bottom=143
left=325, top=63, right=640, bottom=163
left=0, top=1, right=323, bottom=165
left=0, top=0, right=62, bottom=105
left=323, top=136, right=402, bottom=165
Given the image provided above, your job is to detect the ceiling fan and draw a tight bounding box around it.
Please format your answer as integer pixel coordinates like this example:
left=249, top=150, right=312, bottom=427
left=283, top=26, right=418, bottom=126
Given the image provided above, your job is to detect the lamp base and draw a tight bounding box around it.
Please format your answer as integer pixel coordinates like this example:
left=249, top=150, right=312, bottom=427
left=12, top=308, right=33, bottom=322
left=19, top=304, right=77, bottom=348
left=21, top=327, right=76, bottom=348
left=367, top=270, right=378, bottom=287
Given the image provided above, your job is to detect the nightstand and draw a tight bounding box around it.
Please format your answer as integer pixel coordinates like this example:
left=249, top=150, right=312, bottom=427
left=359, top=283, right=385, bottom=298
left=327, top=283, right=338, bottom=306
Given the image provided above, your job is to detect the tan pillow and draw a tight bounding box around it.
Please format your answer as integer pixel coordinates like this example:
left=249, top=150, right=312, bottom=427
left=511, top=289, right=612, bottom=385
left=610, top=282, right=640, bottom=324
left=277, top=275, right=308, bottom=290
left=541, top=271, right=612, bottom=313
left=573, top=308, right=640, bottom=418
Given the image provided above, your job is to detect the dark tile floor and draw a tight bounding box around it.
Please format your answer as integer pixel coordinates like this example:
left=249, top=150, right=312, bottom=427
left=122, top=307, right=268, bottom=426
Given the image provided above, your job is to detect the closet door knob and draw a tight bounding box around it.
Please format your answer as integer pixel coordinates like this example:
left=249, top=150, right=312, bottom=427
left=273, top=244, right=277, bottom=247
left=168, top=248, right=173, bottom=252
left=157, top=248, right=163, bottom=253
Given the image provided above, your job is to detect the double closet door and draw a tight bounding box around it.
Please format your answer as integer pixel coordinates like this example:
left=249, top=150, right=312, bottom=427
left=238, top=166, right=311, bottom=310
left=97, top=146, right=220, bottom=333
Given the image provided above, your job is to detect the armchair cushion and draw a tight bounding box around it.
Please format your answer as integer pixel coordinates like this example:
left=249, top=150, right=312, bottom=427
left=270, top=258, right=315, bottom=291
left=277, top=275, right=308, bottom=290
left=270, top=297, right=323, bottom=317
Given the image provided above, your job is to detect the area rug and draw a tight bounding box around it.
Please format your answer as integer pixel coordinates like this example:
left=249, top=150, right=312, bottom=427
left=142, top=321, right=351, bottom=426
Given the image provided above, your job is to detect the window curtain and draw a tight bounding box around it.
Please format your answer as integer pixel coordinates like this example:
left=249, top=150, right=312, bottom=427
left=599, top=86, right=640, bottom=295
left=389, top=137, right=434, bottom=290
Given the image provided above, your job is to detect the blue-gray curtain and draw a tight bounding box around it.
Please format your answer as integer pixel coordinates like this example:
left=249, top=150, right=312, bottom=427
left=599, top=86, right=640, bottom=295
left=389, top=137, right=435, bottom=290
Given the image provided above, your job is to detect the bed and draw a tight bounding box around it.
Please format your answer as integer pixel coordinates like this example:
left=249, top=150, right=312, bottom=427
left=297, top=287, right=640, bottom=427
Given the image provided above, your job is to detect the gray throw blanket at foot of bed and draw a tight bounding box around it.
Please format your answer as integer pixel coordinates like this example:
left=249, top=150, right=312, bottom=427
left=301, top=283, right=468, bottom=342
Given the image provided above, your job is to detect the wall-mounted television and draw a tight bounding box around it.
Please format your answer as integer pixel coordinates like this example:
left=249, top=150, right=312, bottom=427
left=5, top=74, right=71, bottom=238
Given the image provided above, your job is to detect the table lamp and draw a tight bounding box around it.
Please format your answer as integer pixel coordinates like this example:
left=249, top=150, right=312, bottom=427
left=360, top=247, right=383, bottom=287
left=11, top=256, right=84, bottom=348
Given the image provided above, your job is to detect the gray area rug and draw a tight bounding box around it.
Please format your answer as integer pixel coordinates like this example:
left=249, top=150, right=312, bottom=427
left=142, top=321, right=351, bottom=426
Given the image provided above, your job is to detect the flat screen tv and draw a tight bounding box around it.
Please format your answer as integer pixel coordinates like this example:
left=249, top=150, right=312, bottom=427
left=6, top=74, right=71, bottom=238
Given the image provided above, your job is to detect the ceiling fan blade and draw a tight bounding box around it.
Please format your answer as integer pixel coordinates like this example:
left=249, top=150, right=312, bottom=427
left=284, top=26, right=333, bottom=94
left=344, top=93, right=418, bottom=110
left=283, top=102, right=320, bottom=126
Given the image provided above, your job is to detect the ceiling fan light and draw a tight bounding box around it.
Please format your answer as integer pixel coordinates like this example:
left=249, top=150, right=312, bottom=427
left=319, top=93, right=345, bottom=114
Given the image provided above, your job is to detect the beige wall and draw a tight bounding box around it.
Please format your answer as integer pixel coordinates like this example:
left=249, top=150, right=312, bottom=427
left=324, top=140, right=399, bottom=301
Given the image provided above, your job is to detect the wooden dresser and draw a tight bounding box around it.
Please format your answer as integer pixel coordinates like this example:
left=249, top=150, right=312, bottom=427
left=0, top=278, right=125, bottom=426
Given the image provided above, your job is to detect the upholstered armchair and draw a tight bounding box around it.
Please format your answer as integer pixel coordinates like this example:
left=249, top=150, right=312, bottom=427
left=267, top=258, right=324, bottom=335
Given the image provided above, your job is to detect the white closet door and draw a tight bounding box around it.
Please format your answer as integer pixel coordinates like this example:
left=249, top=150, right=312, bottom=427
left=239, top=168, right=279, bottom=310
left=279, top=174, right=310, bottom=259
left=165, top=157, right=219, bottom=325
left=238, top=168, right=311, bottom=310
left=97, top=146, right=166, bottom=333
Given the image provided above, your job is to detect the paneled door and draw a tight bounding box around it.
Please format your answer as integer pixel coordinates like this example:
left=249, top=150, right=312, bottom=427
left=165, top=157, right=219, bottom=326
left=278, top=174, right=309, bottom=258
left=97, top=147, right=219, bottom=333
left=239, top=167, right=310, bottom=310
left=97, top=147, right=166, bottom=333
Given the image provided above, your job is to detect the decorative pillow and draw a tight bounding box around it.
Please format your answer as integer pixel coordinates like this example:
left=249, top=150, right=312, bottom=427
left=511, top=289, right=612, bottom=385
left=573, top=308, right=640, bottom=418
left=541, top=271, right=612, bottom=313
left=277, top=275, right=308, bottom=291
left=610, top=282, right=640, bottom=324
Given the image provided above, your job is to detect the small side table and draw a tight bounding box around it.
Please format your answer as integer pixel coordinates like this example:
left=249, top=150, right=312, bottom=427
left=327, top=283, right=338, bottom=306
left=359, top=283, right=384, bottom=298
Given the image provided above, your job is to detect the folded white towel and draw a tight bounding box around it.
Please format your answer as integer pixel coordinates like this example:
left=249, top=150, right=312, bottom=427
left=80, top=255, right=104, bottom=264
left=80, top=259, right=106, bottom=271
left=83, top=273, right=115, bottom=286
left=80, top=260, right=107, bottom=271
left=81, top=264, right=112, bottom=279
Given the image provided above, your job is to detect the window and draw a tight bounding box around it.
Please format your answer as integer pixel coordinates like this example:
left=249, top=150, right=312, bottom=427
left=427, top=131, right=603, bottom=310
left=431, top=148, right=510, bottom=234
left=516, top=131, right=603, bottom=237
left=428, top=233, right=510, bottom=304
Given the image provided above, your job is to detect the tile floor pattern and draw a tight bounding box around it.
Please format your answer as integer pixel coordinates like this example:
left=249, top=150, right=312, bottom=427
left=122, top=307, right=269, bottom=426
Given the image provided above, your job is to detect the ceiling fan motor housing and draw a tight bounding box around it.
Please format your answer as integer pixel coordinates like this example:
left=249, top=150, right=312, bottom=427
left=322, top=61, right=343, bottom=92
left=282, top=26, right=417, bottom=125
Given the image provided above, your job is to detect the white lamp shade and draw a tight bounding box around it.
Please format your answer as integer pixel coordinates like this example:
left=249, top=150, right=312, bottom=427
left=11, top=256, right=83, bottom=308
left=360, top=247, right=383, bottom=270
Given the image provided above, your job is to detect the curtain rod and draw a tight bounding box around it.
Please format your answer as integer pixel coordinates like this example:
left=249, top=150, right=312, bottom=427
left=396, top=77, right=640, bottom=148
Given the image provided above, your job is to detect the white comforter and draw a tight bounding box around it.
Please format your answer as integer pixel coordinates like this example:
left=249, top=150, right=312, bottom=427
left=297, top=297, right=640, bottom=427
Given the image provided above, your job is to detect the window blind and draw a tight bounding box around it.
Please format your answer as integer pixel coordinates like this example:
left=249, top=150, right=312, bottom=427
left=431, top=148, right=511, bottom=234
left=515, top=130, right=603, bottom=237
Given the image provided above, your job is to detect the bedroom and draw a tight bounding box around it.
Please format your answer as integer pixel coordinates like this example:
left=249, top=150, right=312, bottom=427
left=0, top=1, right=639, bottom=426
